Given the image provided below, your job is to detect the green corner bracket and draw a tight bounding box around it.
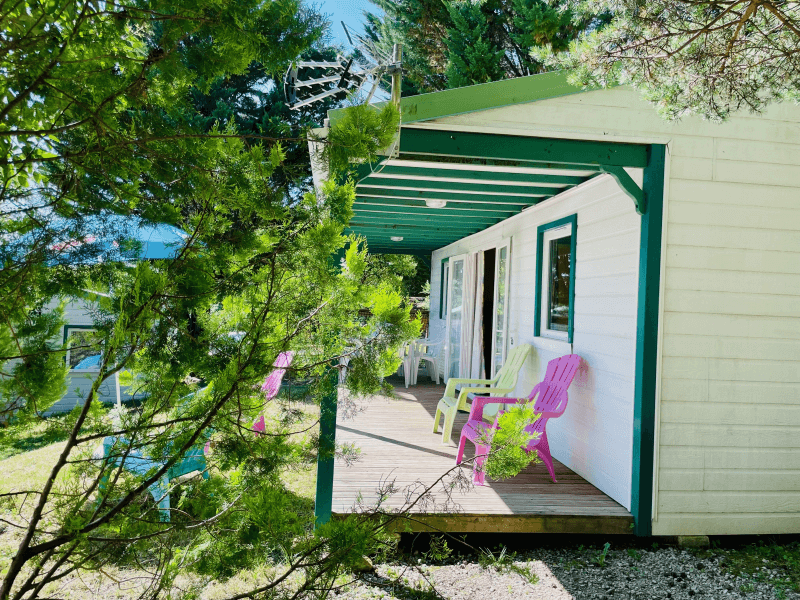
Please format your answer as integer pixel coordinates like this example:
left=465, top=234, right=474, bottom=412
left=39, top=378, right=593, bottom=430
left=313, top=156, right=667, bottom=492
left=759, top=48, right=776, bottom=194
left=602, top=166, right=646, bottom=215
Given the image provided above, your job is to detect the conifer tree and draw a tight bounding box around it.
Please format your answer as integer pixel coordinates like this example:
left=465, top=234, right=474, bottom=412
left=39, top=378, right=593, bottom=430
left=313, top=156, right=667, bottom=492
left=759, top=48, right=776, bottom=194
left=364, top=0, right=608, bottom=93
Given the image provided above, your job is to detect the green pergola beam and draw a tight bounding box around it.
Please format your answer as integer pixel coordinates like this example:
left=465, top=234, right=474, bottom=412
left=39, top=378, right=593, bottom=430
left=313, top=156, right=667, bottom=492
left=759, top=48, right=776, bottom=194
left=357, top=188, right=536, bottom=205
left=354, top=207, right=506, bottom=222
left=400, top=129, right=649, bottom=168
left=349, top=223, right=484, bottom=235
left=358, top=177, right=561, bottom=197
left=356, top=195, right=533, bottom=212
left=347, top=232, right=464, bottom=245
left=352, top=212, right=500, bottom=226
left=363, top=164, right=590, bottom=186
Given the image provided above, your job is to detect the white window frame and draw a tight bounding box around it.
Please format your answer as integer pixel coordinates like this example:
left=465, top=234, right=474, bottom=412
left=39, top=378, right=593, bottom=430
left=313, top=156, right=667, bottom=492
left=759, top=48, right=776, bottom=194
left=540, top=224, right=572, bottom=342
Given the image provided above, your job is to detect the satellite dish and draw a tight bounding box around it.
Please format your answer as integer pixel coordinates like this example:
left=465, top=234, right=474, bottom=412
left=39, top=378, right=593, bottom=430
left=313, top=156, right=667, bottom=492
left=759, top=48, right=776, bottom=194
left=285, top=23, right=401, bottom=110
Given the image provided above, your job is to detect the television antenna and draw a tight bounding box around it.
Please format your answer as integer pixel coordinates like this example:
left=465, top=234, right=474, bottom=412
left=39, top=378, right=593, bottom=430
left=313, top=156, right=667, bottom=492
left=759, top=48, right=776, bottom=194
left=284, top=23, right=402, bottom=110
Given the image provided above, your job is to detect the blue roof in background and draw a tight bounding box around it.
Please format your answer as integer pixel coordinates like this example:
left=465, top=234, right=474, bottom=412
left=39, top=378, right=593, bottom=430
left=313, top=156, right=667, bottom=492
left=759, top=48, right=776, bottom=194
left=11, top=213, right=190, bottom=265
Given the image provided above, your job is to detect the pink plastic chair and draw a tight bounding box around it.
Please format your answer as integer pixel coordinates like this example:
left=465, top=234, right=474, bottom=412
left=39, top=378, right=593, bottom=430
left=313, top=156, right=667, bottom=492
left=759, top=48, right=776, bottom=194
left=252, top=351, right=295, bottom=433
left=456, top=354, right=582, bottom=485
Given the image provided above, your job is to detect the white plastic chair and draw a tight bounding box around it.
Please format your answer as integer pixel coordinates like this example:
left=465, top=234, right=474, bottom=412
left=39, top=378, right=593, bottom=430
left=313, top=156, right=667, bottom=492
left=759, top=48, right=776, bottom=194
left=412, top=338, right=444, bottom=385
left=398, top=342, right=414, bottom=388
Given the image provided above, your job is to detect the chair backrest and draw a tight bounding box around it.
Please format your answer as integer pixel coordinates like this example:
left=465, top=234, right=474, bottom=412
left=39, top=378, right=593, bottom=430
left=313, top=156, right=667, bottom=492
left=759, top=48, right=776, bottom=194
left=260, top=351, right=295, bottom=400
left=495, top=343, right=532, bottom=389
left=531, top=354, right=581, bottom=414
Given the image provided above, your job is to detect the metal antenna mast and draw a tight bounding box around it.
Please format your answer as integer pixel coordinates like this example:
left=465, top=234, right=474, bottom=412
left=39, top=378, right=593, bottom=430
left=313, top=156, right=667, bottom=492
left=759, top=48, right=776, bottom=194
left=284, top=23, right=401, bottom=110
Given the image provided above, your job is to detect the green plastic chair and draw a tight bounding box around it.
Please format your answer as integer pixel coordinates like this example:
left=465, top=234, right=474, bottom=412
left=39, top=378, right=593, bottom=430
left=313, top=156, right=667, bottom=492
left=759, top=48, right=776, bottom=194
left=433, top=343, right=532, bottom=445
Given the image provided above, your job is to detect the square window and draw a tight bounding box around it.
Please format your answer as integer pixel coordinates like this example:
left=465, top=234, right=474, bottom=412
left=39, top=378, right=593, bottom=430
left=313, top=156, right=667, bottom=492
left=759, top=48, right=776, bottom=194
left=535, top=215, right=577, bottom=343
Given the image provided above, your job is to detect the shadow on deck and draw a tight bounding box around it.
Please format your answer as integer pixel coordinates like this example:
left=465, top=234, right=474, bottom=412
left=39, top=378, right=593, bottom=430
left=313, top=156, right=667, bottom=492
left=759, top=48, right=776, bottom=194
left=332, top=376, right=633, bottom=534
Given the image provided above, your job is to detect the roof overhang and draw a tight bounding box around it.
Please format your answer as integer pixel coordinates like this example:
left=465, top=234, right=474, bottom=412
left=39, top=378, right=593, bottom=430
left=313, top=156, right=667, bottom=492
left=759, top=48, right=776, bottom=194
left=346, top=127, right=648, bottom=254
left=321, top=72, right=647, bottom=256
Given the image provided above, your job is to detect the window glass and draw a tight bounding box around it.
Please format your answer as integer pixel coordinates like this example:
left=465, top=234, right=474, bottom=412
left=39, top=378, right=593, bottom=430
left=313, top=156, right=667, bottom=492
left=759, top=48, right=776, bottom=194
left=493, top=245, right=508, bottom=376
left=547, top=236, right=571, bottom=332
left=447, top=259, right=464, bottom=379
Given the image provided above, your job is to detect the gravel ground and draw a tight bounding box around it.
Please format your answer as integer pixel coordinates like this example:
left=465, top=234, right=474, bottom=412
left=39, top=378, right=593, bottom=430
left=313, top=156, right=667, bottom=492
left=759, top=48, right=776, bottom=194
left=334, top=545, right=797, bottom=600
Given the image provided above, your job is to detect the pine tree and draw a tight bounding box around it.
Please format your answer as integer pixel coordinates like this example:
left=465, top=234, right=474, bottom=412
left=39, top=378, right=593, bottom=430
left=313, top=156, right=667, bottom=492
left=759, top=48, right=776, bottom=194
left=364, top=0, right=608, bottom=93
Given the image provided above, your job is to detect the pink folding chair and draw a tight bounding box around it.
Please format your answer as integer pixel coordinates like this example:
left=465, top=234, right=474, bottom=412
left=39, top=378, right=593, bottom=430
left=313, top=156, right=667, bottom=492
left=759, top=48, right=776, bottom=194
left=252, top=351, right=295, bottom=433
left=204, top=351, right=295, bottom=454
left=456, top=354, right=582, bottom=485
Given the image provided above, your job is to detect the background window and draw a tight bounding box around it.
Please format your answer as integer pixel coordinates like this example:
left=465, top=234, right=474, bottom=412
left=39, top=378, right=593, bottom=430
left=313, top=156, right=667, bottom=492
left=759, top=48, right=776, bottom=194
left=65, top=327, right=102, bottom=371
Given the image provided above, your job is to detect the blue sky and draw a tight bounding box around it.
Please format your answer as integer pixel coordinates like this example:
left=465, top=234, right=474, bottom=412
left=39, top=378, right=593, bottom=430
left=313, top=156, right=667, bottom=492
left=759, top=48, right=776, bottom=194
left=318, top=0, right=378, bottom=46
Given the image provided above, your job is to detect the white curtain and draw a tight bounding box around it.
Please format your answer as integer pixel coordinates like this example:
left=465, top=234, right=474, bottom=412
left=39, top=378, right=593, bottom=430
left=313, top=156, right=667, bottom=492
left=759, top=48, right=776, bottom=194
left=470, top=253, right=485, bottom=378
left=459, top=252, right=478, bottom=379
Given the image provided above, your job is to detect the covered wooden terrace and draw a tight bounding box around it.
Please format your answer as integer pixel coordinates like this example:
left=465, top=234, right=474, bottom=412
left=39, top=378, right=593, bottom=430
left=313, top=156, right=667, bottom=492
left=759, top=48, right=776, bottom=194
left=328, top=377, right=633, bottom=534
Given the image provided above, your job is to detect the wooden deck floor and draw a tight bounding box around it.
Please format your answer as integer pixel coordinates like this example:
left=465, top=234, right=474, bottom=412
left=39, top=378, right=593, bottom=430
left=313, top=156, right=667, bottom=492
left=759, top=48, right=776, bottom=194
left=332, top=377, right=633, bottom=534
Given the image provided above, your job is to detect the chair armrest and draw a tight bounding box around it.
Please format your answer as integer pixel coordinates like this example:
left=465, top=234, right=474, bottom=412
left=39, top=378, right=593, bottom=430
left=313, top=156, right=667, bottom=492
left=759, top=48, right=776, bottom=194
left=444, top=377, right=493, bottom=398
left=468, top=396, right=524, bottom=421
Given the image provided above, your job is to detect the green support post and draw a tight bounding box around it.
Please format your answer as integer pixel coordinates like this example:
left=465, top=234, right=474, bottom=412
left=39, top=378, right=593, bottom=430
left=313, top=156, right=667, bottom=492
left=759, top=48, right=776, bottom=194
left=631, top=144, right=666, bottom=537
left=314, top=370, right=338, bottom=528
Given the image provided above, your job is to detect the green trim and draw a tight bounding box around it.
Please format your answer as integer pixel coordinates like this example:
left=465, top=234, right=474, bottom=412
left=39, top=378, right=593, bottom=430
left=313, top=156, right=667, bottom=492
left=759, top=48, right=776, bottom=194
left=371, top=164, right=589, bottom=186
left=601, top=166, right=645, bottom=215
left=349, top=222, right=482, bottom=233
left=353, top=207, right=509, bottom=221
left=357, top=189, right=535, bottom=207
left=533, top=215, right=577, bottom=344
left=631, top=144, right=666, bottom=537
left=314, top=370, right=339, bottom=528
left=398, top=154, right=606, bottom=171
left=400, top=129, right=649, bottom=169
left=351, top=214, right=496, bottom=227
left=354, top=198, right=521, bottom=216
left=359, top=177, right=561, bottom=197
left=330, top=72, right=585, bottom=126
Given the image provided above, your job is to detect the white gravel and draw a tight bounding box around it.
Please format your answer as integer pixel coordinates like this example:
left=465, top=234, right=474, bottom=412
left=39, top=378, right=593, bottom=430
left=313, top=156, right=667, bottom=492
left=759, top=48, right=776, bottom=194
left=334, top=546, right=796, bottom=600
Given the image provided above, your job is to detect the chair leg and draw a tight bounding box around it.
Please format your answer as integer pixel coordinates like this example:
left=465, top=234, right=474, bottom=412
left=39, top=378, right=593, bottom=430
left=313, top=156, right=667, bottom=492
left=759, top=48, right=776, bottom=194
left=433, top=401, right=444, bottom=433
left=473, top=444, right=488, bottom=486
left=456, top=433, right=467, bottom=464
left=441, top=405, right=457, bottom=445
left=153, top=478, right=170, bottom=522
left=536, top=432, right=557, bottom=483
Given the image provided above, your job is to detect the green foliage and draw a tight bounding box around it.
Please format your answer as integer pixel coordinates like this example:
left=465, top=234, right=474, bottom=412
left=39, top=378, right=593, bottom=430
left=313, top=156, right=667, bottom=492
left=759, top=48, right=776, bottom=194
left=479, top=545, right=540, bottom=585
left=444, top=2, right=506, bottom=87
left=593, top=542, right=611, bottom=567
left=0, top=0, right=421, bottom=597
left=539, top=1, right=800, bottom=120
left=697, top=539, right=800, bottom=595
left=365, top=0, right=608, bottom=93
left=482, top=402, right=541, bottom=481
left=325, top=104, right=401, bottom=179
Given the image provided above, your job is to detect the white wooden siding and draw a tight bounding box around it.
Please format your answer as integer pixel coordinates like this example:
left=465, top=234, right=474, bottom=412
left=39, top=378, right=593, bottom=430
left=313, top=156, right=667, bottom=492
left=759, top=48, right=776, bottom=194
left=427, top=87, right=800, bottom=535
left=430, top=176, right=639, bottom=510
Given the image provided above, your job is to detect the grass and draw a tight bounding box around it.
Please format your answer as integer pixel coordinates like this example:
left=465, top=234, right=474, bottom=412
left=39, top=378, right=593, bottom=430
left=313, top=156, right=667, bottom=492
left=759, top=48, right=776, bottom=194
left=695, top=538, right=800, bottom=598
left=0, top=415, right=71, bottom=461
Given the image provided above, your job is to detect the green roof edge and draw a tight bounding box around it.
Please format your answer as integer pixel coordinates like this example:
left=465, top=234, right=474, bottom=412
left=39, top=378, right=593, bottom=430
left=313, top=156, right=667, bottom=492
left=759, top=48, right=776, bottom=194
left=328, top=71, right=585, bottom=126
